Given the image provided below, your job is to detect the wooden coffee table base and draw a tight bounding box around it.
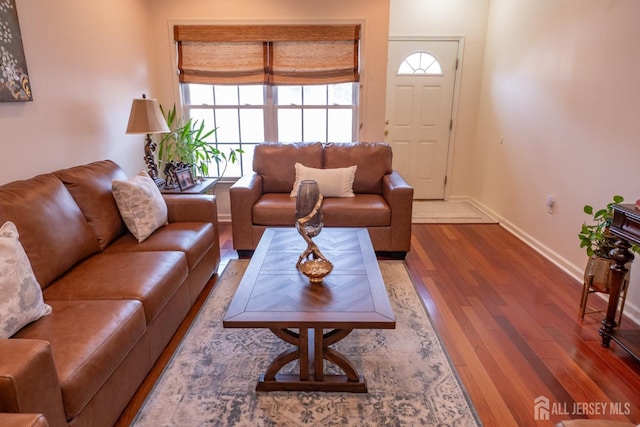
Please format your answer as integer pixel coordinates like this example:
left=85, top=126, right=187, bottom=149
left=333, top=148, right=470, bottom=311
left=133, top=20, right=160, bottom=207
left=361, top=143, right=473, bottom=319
left=256, top=327, right=368, bottom=393
left=224, top=228, right=395, bottom=393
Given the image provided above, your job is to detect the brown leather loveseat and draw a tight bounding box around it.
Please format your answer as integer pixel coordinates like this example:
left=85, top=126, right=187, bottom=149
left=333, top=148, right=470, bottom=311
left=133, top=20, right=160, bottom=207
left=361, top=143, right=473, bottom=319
left=0, top=160, right=220, bottom=427
left=230, top=142, right=413, bottom=257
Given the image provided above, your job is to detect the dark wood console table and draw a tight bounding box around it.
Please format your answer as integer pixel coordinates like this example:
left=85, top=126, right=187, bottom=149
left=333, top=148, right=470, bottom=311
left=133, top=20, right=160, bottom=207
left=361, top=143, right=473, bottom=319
left=160, top=177, right=217, bottom=195
left=601, top=203, right=640, bottom=362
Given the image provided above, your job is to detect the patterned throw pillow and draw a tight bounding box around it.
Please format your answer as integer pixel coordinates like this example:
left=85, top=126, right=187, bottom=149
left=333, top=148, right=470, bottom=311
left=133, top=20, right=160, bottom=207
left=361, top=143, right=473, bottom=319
left=0, top=221, right=52, bottom=339
left=290, top=163, right=357, bottom=198
left=112, top=170, right=168, bottom=243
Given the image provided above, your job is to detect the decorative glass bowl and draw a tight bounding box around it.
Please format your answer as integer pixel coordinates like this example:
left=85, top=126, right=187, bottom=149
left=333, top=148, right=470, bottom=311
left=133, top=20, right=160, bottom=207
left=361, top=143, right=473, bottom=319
left=298, top=258, right=334, bottom=284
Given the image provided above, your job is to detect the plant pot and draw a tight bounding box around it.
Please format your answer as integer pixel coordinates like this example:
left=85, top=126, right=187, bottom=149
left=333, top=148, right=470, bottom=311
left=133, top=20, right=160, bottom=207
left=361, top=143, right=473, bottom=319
left=583, top=255, right=631, bottom=293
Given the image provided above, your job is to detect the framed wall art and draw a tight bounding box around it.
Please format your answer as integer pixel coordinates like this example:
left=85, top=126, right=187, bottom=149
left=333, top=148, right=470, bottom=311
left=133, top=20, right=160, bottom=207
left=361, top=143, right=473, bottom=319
left=0, top=0, right=32, bottom=102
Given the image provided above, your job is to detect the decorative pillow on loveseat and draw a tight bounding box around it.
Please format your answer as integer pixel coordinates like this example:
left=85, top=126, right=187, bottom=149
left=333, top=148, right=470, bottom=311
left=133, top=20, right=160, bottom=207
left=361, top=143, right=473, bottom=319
left=112, top=170, right=168, bottom=243
left=290, top=162, right=357, bottom=198
left=0, top=221, right=52, bottom=339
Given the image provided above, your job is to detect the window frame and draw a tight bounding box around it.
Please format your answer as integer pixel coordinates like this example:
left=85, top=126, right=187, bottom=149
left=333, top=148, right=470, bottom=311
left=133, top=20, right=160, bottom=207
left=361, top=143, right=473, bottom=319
left=180, top=82, right=359, bottom=178
left=397, top=51, right=443, bottom=76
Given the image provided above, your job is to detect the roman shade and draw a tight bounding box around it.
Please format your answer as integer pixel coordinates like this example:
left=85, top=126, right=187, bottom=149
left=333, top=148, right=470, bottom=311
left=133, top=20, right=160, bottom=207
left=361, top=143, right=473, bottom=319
left=174, top=24, right=360, bottom=85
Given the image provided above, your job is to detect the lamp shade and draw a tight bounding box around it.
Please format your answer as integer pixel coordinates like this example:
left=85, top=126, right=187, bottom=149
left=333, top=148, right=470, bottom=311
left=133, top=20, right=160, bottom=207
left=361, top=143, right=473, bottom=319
left=126, top=97, right=170, bottom=134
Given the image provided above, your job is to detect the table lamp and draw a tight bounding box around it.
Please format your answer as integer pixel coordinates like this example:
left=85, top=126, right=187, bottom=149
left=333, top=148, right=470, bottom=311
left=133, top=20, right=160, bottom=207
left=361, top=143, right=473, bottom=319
left=126, top=94, right=170, bottom=187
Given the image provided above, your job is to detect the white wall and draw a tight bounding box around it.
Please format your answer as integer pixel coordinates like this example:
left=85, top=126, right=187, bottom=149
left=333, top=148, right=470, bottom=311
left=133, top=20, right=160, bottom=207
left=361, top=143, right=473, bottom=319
left=388, top=0, right=490, bottom=198
left=145, top=0, right=390, bottom=143
left=0, top=0, right=153, bottom=184
left=474, top=0, right=640, bottom=319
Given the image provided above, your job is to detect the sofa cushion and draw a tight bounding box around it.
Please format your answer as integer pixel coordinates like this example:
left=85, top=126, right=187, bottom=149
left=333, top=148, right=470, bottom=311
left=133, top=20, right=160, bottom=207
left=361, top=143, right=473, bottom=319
left=290, top=163, right=357, bottom=198
left=0, top=174, right=100, bottom=288
left=55, top=160, right=128, bottom=251
left=13, top=299, right=147, bottom=420
left=322, top=195, right=391, bottom=226
left=104, top=222, right=215, bottom=271
left=253, top=194, right=297, bottom=226
left=252, top=194, right=391, bottom=227
left=112, top=171, right=168, bottom=243
left=254, top=142, right=324, bottom=193
left=43, top=251, right=188, bottom=324
left=0, top=221, right=52, bottom=339
left=323, top=142, right=393, bottom=194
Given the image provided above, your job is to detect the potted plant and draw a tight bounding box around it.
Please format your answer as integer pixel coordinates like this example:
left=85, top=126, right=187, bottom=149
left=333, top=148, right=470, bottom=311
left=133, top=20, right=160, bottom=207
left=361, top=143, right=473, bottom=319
left=578, top=195, right=639, bottom=292
left=158, top=104, right=241, bottom=180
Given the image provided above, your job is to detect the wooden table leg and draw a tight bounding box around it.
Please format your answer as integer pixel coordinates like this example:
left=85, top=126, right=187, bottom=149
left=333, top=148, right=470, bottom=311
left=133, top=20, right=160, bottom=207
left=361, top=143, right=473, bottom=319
left=257, top=328, right=367, bottom=392
left=314, top=328, right=324, bottom=381
left=600, top=239, right=634, bottom=347
left=262, top=329, right=303, bottom=381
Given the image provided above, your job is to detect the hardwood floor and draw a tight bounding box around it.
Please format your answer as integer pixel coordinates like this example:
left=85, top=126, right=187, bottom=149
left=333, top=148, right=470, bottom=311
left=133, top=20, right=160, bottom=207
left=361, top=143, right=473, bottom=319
left=117, top=223, right=640, bottom=426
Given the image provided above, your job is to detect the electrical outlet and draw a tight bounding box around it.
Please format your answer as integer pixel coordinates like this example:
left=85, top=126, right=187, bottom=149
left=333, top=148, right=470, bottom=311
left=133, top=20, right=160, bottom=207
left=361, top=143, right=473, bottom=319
left=546, top=195, right=555, bottom=214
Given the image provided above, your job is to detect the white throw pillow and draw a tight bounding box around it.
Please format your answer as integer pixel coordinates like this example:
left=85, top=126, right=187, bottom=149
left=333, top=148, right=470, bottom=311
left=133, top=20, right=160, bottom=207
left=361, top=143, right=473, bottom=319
left=112, top=170, right=168, bottom=243
left=0, top=221, right=52, bottom=339
left=290, top=163, right=357, bottom=198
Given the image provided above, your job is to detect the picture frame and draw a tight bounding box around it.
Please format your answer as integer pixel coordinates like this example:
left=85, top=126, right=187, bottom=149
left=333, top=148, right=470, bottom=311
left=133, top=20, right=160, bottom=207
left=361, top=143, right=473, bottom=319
left=175, top=167, right=195, bottom=191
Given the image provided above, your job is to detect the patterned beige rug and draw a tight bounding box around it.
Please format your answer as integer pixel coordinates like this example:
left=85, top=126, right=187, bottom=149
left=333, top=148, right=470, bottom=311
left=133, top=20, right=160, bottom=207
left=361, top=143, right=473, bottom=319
left=133, top=260, right=481, bottom=426
left=413, top=201, right=496, bottom=224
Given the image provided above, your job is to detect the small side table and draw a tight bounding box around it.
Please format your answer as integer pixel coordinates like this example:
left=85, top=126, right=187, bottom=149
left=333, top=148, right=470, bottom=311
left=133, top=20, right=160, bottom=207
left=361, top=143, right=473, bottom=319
left=160, top=178, right=218, bottom=195
left=601, top=203, right=640, bottom=363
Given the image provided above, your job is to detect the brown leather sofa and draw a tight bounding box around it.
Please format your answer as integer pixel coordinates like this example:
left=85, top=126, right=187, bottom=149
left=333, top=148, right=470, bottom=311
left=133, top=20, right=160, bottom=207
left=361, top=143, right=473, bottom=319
left=0, top=413, right=49, bottom=427
left=0, top=160, right=220, bottom=427
left=230, top=142, right=413, bottom=257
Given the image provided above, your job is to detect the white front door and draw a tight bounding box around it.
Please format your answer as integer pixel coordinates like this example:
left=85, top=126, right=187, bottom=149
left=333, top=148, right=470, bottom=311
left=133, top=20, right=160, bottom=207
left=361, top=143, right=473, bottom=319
left=385, top=40, right=459, bottom=199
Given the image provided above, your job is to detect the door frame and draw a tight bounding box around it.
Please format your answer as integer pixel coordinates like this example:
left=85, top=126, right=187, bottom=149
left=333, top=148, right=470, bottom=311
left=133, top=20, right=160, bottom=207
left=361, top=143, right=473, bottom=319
left=387, top=35, right=464, bottom=200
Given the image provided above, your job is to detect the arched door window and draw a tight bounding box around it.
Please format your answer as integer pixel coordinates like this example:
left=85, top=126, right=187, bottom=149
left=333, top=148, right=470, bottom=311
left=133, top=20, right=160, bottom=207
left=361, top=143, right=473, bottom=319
left=397, top=52, right=442, bottom=75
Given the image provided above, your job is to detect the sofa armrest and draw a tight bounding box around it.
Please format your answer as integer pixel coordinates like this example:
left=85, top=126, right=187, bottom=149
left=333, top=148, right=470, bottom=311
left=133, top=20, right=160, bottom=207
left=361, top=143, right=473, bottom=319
left=0, top=413, right=49, bottom=427
left=229, top=173, right=263, bottom=250
left=382, top=171, right=414, bottom=252
left=0, top=340, right=66, bottom=427
left=163, top=194, right=219, bottom=229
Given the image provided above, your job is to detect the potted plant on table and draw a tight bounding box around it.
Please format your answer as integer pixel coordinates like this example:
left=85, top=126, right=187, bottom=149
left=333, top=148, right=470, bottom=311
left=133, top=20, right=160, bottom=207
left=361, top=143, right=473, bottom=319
left=157, top=105, right=241, bottom=184
left=578, top=195, right=639, bottom=292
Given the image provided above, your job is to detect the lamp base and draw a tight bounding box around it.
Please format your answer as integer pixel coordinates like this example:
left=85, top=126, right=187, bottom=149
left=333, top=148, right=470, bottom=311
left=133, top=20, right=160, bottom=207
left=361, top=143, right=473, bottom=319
left=143, top=133, right=165, bottom=188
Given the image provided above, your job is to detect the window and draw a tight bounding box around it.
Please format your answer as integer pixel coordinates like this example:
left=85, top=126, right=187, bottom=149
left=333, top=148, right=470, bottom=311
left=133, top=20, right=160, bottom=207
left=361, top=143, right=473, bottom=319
left=174, top=24, right=361, bottom=178
left=397, top=52, right=442, bottom=75
left=182, top=83, right=358, bottom=177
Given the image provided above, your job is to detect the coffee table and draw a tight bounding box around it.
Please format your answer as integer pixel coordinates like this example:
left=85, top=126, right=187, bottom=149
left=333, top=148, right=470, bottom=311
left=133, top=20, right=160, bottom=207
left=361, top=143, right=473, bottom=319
left=223, top=227, right=395, bottom=392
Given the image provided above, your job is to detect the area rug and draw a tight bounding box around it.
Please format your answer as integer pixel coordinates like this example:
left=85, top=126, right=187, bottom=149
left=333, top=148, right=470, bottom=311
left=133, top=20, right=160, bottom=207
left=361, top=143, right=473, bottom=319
left=133, top=260, right=481, bottom=426
left=412, top=201, right=496, bottom=224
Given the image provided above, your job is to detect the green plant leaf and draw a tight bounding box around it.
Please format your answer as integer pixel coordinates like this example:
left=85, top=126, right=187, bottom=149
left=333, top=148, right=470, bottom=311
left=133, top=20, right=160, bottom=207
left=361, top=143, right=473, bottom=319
left=593, top=209, right=608, bottom=219
left=156, top=103, right=240, bottom=178
left=579, top=195, right=631, bottom=259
